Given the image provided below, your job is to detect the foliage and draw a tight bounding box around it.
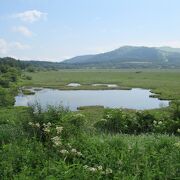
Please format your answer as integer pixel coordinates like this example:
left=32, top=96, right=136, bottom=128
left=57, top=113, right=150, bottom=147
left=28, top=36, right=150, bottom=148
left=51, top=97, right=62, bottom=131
left=0, top=57, right=26, bottom=107
left=95, top=108, right=180, bottom=135
left=0, top=105, right=179, bottom=179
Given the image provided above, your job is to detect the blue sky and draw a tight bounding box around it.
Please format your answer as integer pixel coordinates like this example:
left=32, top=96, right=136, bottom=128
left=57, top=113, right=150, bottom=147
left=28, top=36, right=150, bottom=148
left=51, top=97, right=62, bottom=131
left=0, top=0, right=180, bottom=61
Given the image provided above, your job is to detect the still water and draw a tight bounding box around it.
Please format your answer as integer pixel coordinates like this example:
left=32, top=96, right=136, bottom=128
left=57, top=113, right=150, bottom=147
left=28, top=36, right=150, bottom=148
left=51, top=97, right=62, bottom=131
left=15, top=88, right=169, bottom=110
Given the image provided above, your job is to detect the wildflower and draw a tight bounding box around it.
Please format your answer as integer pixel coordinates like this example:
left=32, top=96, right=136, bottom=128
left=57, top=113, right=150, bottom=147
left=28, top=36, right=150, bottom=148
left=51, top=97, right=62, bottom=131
left=88, top=167, right=97, bottom=172
left=177, top=129, right=180, bottom=133
left=105, top=168, right=113, bottom=174
left=35, top=123, right=40, bottom=128
left=51, top=136, right=61, bottom=146
left=174, top=142, right=180, bottom=149
left=76, top=151, right=83, bottom=156
left=158, top=121, right=162, bottom=125
left=71, top=148, right=77, bottom=153
left=106, top=114, right=111, bottom=118
left=60, top=149, right=69, bottom=155
left=153, top=120, right=157, bottom=124
left=44, top=127, right=50, bottom=133
left=47, top=122, right=51, bottom=126
left=56, top=126, right=63, bottom=134
left=28, top=122, right=33, bottom=126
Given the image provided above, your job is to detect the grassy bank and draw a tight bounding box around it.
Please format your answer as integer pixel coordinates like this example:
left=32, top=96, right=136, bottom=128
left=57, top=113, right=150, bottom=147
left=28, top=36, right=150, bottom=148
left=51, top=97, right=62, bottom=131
left=22, top=69, right=180, bottom=100
left=0, top=106, right=179, bottom=179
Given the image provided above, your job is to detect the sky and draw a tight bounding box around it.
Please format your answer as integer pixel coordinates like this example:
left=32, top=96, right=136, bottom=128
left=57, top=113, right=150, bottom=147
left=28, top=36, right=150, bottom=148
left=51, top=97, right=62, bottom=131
left=0, top=0, right=180, bottom=61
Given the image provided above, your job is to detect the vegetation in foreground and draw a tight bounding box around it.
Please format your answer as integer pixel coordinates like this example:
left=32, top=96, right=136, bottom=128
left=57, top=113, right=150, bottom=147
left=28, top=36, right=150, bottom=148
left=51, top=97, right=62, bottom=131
left=0, top=105, right=180, bottom=179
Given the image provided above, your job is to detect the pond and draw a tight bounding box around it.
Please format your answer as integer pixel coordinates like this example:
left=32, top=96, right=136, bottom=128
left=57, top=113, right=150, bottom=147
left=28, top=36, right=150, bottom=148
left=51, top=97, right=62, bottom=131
left=15, top=88, right=169, bottom=111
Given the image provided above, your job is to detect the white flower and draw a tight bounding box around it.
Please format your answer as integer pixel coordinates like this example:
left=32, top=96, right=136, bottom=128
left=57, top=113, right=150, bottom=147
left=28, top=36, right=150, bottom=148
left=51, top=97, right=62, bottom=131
left=76, top=151, right=83, bottom=156
left=153, top=120, right=157, bottom=124
left=44, top=127, right=50, bottom=133
left=71, top=148, right=77, bottom=153
left=51, top=136, right=61, bottom=146
left=47, top=122, right=51, bottom=126
left=177, top=129, right=180, bottom=133
left=35, top=123, right=40, bottom=128
left=60, top=149, right=69, bottom=155
left=158, top=121, right=162, bottom=125
left=88, top=167, right=97, bottom=172
left=174, top=142, right=180, bottom=149
left=28, top=122, right=33, bottom=126
left=56, top=126, right=63, bottom=134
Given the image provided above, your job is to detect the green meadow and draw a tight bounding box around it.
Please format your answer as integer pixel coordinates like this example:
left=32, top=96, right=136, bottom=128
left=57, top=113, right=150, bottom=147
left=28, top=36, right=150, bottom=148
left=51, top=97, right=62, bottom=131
left=23, top=69, right=180, bottom=100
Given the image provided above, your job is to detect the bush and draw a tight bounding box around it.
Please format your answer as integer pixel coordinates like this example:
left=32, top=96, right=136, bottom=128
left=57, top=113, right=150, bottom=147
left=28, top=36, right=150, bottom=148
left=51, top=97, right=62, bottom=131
left=62, top=113, right=86, bottom=138
left=0, top=88, right=14, bottom=107
left=0, top=77, right=9, bottom=88
left=94, top=109, right=157, bottom=134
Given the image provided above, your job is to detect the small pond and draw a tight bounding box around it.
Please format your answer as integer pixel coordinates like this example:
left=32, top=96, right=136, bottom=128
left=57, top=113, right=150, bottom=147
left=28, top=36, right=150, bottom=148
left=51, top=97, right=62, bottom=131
left=92, top=84, right=118, bottom=88
left=15, top=88, right=169, bottom=111
left=67, top=83, right=81, bottom=87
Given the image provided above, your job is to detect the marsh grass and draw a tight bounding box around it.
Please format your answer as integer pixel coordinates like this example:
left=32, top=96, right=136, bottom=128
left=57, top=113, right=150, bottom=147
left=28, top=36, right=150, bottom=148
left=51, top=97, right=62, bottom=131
left=23, top=70, right=180, bottom=100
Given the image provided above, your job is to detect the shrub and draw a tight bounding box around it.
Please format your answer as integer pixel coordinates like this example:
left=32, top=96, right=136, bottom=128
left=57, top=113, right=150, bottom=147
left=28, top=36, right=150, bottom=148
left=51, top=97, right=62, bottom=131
left=94, top=109, right=156, bottom=134
left=0, top=88, right=14, bottom=107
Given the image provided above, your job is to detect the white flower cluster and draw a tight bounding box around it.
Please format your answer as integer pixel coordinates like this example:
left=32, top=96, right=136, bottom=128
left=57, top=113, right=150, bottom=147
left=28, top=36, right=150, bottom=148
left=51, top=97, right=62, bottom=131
left=51, top=136, right=62, bottom=147
left=83, top=165, right=112, bottom=175
left=43, top=122, right=52, bottom=133
left=106, top=114, right=112, bottom=119
left=174, top=142, right=180, bottom=149
left=153, top=120, right=163, bottom=126
left=56, top=126, right=63, bottom=134
left=60, top=147, right=83, bottom=157
left=28, top=122, right=40, bottom=128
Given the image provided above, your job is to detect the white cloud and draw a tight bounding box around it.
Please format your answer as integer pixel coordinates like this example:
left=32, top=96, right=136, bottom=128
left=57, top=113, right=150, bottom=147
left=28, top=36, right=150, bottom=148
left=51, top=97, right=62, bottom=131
left=13, top=10, right=47, bottom=23
left=0, top=38, right=30, bottom=56
left=12, top=26, right=33, bottom=37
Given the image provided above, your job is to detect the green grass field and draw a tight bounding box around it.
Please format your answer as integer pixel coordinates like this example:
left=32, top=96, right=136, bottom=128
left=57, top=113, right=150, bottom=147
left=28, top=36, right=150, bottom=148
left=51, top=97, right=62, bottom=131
left=22, top=69, right=180, bottom=100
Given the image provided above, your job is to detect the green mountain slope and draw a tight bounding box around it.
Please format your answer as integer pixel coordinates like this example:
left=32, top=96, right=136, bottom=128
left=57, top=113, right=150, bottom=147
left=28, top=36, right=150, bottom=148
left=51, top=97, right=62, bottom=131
left=62, top=46, right=180, bottom=68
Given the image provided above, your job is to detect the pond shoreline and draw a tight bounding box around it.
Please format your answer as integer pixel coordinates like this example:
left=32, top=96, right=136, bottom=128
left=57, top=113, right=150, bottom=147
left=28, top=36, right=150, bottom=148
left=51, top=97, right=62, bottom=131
left=15, top=87, right=170, bottom=111
left=21, top=85, right=173, bottom=101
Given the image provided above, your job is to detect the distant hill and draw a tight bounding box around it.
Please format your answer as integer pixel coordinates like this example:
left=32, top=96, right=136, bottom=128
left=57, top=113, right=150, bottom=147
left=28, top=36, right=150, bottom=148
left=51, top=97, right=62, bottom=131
left=1, top=46, right=180, bottom=69
left=158, top=46, right=180, bottom=53
left=62, top=46, right=180, bottom=68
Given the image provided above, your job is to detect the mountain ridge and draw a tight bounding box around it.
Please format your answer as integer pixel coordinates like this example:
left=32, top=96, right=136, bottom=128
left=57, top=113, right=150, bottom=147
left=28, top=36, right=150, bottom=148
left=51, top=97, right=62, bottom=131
left=61, top=46, right=180, bottom=68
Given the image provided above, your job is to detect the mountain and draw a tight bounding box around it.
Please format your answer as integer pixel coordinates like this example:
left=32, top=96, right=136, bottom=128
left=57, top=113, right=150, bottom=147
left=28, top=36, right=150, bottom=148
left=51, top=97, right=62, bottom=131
left=158, top=46, right=180, bottom=53
left=62, top=46, right=180, bottom=68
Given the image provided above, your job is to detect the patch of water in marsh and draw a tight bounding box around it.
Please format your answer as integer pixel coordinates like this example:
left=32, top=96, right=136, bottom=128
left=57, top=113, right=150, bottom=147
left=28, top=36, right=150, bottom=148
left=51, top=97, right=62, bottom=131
left=15, top=88, right=169, bottom=111
left=67, top=83, right=81, bottom=87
